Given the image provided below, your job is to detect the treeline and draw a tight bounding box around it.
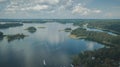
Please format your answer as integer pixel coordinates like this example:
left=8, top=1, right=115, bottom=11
left=0, top=23, right=23, bottom=29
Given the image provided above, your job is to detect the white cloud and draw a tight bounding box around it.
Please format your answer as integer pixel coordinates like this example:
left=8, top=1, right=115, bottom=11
left=0, top=0, right=106, bottom=19
left=49, top=0, right=73, bottom=13
left=21, top=5, right=49, bottom=11
left=3, top=0, right=61, bottom=12
left=29, top=0, right=60, bottom=5
left=47, top=0, right=59, bottom=4
left=93, top=10, right=101, bottom=13
left=66, top=0, right=73, bottom=7
left=72, top=4, right=90, bottom=15
left=72, top=3, right=101, bottom=16
left=3, top=0, right=73, bottom=13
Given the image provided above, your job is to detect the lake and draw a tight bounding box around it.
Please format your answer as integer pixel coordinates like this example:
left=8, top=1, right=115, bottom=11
left=0, top=22, right=104, bottom=67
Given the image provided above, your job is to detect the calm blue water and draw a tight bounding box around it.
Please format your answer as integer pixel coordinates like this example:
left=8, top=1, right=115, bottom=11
left=0, top=22, right=104, bottom=67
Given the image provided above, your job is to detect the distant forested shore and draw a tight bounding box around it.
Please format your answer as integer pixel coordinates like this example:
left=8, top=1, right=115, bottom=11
left=73, top=19, right=120, bottom=34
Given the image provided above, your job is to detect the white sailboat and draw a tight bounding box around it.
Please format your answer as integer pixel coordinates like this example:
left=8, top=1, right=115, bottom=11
left=43, top=60, right=46, bottom=66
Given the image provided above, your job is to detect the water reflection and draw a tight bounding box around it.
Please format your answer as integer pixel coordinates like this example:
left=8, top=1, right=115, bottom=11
left=86, top=41, right=102, bottom=50
left=28, top=30, right=36, bottom=33
left=0, top=31, right=4, bottom=41
left=0, top=22, right=104, bottom=67
left=0, top=37, right=3, bottom=41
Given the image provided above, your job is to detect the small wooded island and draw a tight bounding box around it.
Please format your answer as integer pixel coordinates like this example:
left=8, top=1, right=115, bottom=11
left=25, top=27, right=37, bottom=33
left=6, top=34, right=27, bottom=42
left=71, top=20, right=120, bottom=67
left=64, top=28, right=72, bottom=32
left=0, top=31, right=27, bottom=42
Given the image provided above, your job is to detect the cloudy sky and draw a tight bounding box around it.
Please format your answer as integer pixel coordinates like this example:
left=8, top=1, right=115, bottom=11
left=0, top=0, right=120, bottom=19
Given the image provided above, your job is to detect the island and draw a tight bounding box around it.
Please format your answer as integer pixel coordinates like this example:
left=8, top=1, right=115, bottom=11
left=64, top=28, right=72, bottom=32
left=38, top=26, right=46, bottom=29
left=0, top=31, right=27, bottom=42
left=6, top=33, right=28, bottom=42
left=25, top=27, right=37, bottom=33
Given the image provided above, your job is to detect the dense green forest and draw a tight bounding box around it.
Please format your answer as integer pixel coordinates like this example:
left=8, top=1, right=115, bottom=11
left=72, top=47, right=120, bottom=67
left=71, top=21, right=120, bottom=67
left=71, top=28, right=120, bottom=47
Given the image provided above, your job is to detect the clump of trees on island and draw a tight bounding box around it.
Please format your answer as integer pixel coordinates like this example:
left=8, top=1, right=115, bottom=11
left=6, top=33, right=27, bottom=42
left=0, top=31, right=27, bottom=42
left=64, top=28, right=72, bottom=32
left=25, top=27, right=37, bottom=33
